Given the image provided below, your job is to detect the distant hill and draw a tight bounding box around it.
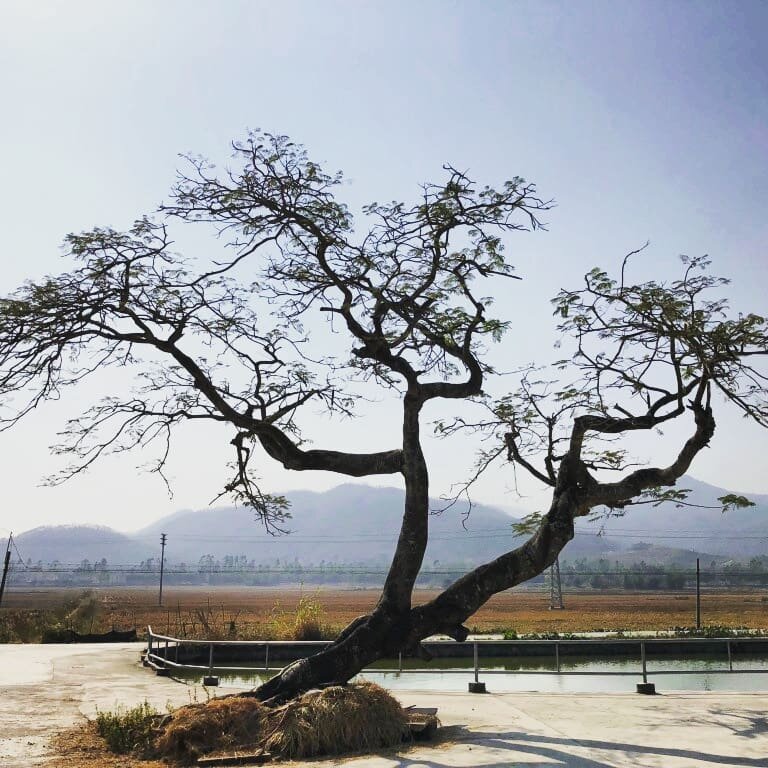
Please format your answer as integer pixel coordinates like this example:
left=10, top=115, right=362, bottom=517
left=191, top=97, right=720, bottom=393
left=136, top=484, right=624, bottom=566
left=13, top=525, right=152, bottom=566
left=137, top=484, right=528, bottom=567
left=13, top=485, right=612, bottom=568
left=597, top=544, right=731, bottom=569
left=12, top=476, right=767, bottom=568
left=581, top=476, right=768, bottom=559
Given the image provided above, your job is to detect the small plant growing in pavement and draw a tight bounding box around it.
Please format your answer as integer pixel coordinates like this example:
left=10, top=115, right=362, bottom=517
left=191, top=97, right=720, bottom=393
left=95, top=700, right=160, bottom=755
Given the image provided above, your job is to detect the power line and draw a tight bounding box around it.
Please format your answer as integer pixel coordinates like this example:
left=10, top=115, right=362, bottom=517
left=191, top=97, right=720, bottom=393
left=13, top=521, right=768, bottom=545
left=10, top=566, right=768, bottom=577
left=158, top=533, right=167, bottom=606
left=9, top=535, right=27, bottom=568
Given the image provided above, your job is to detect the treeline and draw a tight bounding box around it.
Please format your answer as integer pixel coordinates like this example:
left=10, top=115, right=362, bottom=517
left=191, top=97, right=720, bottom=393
left=558, top=557, right=768, bottom=590
left=7, top=555, right=480, bottom=588
left=8, top=554, right=768, bottom=589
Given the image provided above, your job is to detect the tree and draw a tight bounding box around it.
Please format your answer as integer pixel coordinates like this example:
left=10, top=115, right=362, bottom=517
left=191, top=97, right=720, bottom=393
left=1, top=132, right=766, bottom=701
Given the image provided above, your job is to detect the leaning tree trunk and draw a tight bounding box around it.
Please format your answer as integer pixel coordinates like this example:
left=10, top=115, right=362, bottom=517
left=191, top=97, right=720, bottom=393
left=252, top=481, right=577, bottom=703
left=252, top=401, right=715, bottom=703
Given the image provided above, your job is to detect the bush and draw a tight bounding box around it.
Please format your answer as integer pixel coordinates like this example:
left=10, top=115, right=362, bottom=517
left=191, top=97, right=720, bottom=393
left=0, top=610, right=57, bottom=643
left=503, top=630, right=578, bottom=640
left=95, top=700, right=160, bottom=755
left=268, top=590, right=332, bottom=640
left=671, top=625, right=767, bottom=638
left=65, top=590, right=101, bottom=632
left=40, top=626, right=73, bottom=643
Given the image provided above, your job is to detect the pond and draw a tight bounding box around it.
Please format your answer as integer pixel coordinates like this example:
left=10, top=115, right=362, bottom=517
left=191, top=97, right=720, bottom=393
left=175, top=653, right=768, bottom=693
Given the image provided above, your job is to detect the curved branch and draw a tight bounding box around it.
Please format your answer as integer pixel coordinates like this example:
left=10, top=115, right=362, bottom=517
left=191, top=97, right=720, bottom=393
left=252, top=424, right=403, bottom=476
left=584, top=397, right=716, bottom=509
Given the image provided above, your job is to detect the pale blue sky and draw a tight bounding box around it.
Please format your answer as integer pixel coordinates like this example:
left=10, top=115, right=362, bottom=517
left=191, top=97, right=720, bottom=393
left=1, top=1, right=766, bottom=532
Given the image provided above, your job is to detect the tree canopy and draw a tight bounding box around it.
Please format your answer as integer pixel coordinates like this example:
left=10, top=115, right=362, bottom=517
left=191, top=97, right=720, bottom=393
left=1, top=131, right=766, bottom=700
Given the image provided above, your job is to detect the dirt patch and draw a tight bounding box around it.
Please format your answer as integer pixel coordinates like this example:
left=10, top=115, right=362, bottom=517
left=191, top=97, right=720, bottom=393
left=6, top=586, right=767, bottom=637
left=48, top=684, right=437, bottom=766
left=50, top=722, right=167, bottom=768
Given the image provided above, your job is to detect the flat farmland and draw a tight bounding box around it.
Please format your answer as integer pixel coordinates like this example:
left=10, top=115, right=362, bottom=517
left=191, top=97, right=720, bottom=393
left=3, top=586, right=767, bottom=637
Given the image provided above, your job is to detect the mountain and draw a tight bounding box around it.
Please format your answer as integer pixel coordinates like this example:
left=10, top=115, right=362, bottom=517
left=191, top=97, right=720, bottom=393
left=599, top=544, right=730, bottom=569
left=12, top=476, right=767, bottom=568
left=580, top=476, right=768, bottom=559
left=12, top=525, right=152, bottom=566
left=12, top=485, right=614, bottom=568
left=137, top=484, right=528, bottom=567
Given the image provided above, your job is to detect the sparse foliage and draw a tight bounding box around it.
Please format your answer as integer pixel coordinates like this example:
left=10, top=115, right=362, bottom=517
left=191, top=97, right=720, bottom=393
left=1, top=131, right=766, bottom=700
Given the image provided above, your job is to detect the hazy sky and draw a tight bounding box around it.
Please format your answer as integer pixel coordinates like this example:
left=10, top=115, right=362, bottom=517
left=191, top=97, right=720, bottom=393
left=1, top=0, right=766, bottom=535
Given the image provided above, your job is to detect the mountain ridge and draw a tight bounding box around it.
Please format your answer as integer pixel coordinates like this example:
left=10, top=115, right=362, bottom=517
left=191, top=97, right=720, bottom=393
left=12, top=475, right=767, bottom=566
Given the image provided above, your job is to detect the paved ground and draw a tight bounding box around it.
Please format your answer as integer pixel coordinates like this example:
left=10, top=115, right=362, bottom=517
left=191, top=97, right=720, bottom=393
left=1, top=643, right=767, bottom=767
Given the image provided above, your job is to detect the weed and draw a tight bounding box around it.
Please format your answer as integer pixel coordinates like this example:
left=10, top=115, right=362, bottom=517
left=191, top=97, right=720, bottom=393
left=268, top=589, right=332, bottom=640
left=94, top=700, right=160, bottom=755
left=503, top=630, right=579, bottom=640
left=671, top=625, right=768, bottom=638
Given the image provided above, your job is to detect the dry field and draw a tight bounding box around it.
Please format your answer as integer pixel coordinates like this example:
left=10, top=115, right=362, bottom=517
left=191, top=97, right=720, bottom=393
left=4, top=586, right=768, bottom=636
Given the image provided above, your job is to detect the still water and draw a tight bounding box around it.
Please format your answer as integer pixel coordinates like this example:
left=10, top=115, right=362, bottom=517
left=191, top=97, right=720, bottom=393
left=186, top=654, right=768, bottom=694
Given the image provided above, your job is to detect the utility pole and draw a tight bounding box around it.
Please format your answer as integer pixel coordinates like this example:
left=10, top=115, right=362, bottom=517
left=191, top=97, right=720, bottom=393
left=549, top=556, right=564, bottom=610
left=158, top=533, right=167, bottom=607
left=0, top=534, right=12, bottom=609
left=695, top=557, right=701, bottom=629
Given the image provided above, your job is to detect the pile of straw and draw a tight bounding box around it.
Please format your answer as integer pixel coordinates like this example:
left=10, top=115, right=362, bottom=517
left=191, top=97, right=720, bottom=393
left=153, top=697, right=267, bottom=763
left=153, top=682, right=412, bottom=763
left=263, top=681, right=409, bottom=759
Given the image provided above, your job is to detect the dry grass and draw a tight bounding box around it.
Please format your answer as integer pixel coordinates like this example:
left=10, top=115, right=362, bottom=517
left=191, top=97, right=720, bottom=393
left=49, top=721, right=166, bottom=768
left=154, top=696, right=268, bottom=763
left=95, top=682, right=412, bottom=764
left=155, top=683, right=409, bottom=763
left=262, top=682, right=409, bottom=759
left=51, top=683, right=433, bottom=766
left=5, top=586, right=768, bottom=637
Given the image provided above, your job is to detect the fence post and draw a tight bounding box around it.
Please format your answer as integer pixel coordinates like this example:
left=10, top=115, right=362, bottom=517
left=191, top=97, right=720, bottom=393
left=696, top=558, right=701, bottom=629
left=468, top=640, right=486, bottom=693
left=398, top=652, right=402, bottom=673
left=265, top=643, right=269, bottom=672
left=727, top=640, right=733, bottom=672
left=555, top=641, right=561, bottom=673
left=636, top=640, right=656, bottom=694
left=203, top=643, right=219, bottom=686
left=154, top=633, right=170, bottom=676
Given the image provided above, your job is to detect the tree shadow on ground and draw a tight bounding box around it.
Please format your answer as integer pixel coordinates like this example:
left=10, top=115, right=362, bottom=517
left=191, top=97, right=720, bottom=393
left=705, top=708, right=768, bottom=739
left=622, top=703, right=768, bottom=742
left=385, top=725, right=768, bottom=768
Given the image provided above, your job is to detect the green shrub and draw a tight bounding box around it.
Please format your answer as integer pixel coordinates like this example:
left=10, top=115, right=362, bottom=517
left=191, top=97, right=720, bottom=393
left=95, top=701, right=160, bottom=755
left=0, top=610, right=54, bottom=643
left=268, top=590, right=332, bottom=640
left=503, top=630, right=578, bottom=640
left=671, top=625, right=767, bottom=638
left=40, top=625, right=73, bottom=643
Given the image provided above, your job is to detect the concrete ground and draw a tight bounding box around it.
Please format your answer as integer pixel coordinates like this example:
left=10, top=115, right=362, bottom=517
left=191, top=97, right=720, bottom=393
left=1, top=643, right=767, bottom=767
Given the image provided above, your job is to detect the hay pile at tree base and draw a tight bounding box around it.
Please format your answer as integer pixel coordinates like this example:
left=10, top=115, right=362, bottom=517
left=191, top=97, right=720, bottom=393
left=154, top=681, right=426, bottom=764
left=154, top=696, right=268, bottom=763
